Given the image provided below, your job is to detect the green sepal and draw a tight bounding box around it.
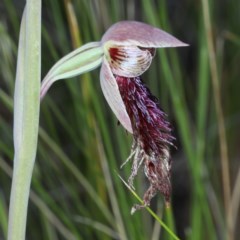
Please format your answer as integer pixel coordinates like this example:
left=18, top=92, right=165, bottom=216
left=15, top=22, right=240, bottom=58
left=41, top=41, right=103, bottom=99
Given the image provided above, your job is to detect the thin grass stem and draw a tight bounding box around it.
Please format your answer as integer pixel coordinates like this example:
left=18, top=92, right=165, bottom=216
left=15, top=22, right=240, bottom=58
left=117, top=173, right=181, bottom=240
left=201, top=1, right=232, bottom=239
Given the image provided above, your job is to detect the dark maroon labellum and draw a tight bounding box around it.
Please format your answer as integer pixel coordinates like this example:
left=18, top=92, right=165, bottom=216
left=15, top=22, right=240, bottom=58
left=116, top=75, right=174, bottom=212
left=116, top=76, right=174, bottom=154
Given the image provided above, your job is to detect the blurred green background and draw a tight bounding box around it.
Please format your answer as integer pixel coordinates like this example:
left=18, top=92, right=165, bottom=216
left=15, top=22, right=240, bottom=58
left=0, top=0, right=240, bottom=239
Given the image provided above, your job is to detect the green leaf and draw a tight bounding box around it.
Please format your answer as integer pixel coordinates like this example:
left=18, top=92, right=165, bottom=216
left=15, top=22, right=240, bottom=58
left=7, top=0, right=41, bottom=239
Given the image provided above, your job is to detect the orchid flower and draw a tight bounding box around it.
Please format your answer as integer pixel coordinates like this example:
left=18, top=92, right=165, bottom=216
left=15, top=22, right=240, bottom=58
left=41, top=21, right=188, bottom=213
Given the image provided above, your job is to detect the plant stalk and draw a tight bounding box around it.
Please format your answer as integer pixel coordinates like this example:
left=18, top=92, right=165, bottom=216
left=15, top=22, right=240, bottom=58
left=7, top=1, right=41, bottom=239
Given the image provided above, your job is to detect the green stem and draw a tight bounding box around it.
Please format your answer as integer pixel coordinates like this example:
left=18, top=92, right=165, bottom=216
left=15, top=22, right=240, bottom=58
left=7, top=1, right=41, bottom=239
left=118, top=173, right=181, bottom=240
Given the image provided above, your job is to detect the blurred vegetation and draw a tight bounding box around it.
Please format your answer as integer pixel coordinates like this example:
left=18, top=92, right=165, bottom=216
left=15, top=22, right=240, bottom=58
left=0, top=0, right=240, bottom=239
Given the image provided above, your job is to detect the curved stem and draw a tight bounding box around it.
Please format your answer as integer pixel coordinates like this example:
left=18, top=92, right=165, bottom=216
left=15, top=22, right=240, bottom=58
left=40, top=42, right=103, bottom=100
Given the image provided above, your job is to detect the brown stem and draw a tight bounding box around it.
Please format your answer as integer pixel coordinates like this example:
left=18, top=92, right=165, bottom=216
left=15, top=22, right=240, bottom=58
left=201, top=0, right=232, bottom=239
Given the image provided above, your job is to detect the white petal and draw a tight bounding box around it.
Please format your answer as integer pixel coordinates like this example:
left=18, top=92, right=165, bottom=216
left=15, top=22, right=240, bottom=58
left=100, top=58, right=133, bottom=133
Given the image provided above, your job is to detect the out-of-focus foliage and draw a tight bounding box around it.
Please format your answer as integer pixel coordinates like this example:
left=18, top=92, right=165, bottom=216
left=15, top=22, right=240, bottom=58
left=0, top=0, right=240, bottom=239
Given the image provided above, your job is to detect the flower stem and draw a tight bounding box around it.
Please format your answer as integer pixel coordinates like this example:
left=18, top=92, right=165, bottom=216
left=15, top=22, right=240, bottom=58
left=7, top=1, right=41, bottom=239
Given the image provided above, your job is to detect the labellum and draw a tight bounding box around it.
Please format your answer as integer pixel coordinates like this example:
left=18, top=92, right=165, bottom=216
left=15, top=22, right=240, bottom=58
left=116, top=75, right=174, bottom=213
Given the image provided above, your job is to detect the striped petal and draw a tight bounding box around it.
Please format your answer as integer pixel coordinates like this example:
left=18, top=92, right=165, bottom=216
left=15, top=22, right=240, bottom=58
left=104, top=44, right=154, bottom=77
left=100, top=58, right=133, bottom=133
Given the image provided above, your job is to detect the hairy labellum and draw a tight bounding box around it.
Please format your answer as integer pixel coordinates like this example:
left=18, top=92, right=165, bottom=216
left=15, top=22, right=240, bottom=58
left=116, top=75, right=174, bottom=213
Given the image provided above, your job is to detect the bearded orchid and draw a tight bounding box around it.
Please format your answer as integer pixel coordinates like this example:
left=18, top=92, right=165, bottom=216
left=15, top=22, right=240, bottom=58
left=41, top=21, right=188, bottom=213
